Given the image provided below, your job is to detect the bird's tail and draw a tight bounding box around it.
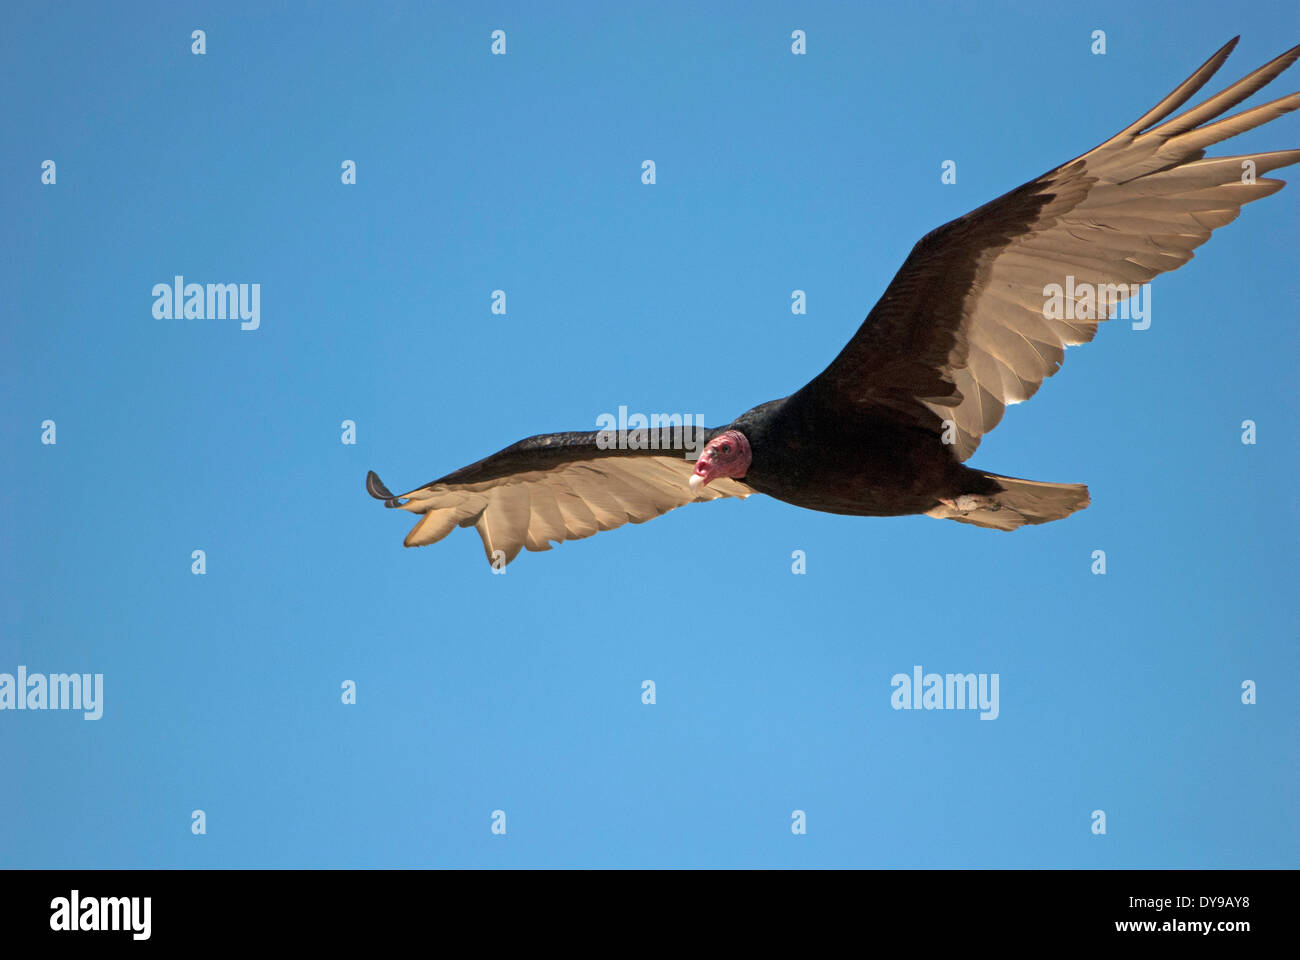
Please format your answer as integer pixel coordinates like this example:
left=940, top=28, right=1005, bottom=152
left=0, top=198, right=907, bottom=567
left=927, top=473, right=1090, bottom=531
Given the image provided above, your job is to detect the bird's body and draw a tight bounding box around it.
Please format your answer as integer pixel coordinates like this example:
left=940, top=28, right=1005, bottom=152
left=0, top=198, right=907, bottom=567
left=370, top=37, right=1298, bottom=566
left=726, top=396, right=995, bottom=517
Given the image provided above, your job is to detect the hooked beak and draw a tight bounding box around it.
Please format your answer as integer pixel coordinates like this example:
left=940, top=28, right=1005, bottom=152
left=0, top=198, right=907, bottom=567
left=689, top=455, right=713, bottom=494
left=688, top=430, right=749, bottom=496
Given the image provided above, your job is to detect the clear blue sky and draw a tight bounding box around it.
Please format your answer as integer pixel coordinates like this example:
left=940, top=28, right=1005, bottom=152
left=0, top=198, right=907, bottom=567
left=2, top=1, right=1296, bottom=868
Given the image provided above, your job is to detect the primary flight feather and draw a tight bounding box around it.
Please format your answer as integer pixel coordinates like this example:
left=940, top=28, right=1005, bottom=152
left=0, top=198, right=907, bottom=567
left=369, top=37, right=1299, bottom=566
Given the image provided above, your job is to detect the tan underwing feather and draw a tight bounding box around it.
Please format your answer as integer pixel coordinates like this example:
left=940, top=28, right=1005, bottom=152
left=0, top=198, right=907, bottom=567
left=392, top=454, right=752, bottom=565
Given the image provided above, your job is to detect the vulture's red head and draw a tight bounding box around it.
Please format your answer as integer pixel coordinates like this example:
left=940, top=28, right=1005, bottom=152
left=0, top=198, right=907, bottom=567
left=690, top=430, right=751, bottom=492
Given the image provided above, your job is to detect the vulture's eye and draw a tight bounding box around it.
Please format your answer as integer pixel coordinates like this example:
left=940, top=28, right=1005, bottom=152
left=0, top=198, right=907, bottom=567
left=721, top=443, right=732, bottom=454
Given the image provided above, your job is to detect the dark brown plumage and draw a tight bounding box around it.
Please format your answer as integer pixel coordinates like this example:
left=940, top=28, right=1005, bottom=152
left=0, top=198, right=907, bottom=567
left=370, top=37, right=1298, bottom=565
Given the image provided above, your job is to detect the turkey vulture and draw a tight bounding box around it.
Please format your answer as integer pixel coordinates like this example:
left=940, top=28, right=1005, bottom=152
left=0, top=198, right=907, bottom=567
left=369, top=37, right=1299, bottom=566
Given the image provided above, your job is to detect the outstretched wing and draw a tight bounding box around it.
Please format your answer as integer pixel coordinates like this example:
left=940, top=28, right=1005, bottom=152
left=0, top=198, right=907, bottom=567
left=804, top=37, right=1300, bottom=460
left=367, top=429, right=752, bottom=566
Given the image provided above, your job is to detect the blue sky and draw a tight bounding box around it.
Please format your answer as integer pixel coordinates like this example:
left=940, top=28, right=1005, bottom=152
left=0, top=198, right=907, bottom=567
left=2, top=1, right=1296, bottom=868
